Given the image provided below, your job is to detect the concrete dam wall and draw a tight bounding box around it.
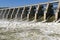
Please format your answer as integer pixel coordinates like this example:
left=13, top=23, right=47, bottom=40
left=1, top=1, right=60, bottom=40
left=0, top=1, right=60, bottom=22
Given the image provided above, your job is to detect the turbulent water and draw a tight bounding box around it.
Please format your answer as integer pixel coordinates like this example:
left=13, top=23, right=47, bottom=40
left=0, top=20, right=60, bottom=40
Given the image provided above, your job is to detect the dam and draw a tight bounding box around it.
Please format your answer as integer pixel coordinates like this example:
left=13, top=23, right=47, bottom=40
left=1, top=1, right=60, bottom=40
left=0, top=1, right=60, bottom=22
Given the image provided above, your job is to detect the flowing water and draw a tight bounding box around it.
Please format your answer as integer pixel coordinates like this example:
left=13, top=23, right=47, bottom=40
left=0, top=19, right=60, bottom=40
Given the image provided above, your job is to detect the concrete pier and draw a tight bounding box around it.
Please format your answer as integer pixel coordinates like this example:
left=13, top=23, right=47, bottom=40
left=34, top=5, right=44, bottom=22
left=44, top=3, right=55, bottom=22
left=11, top=8, right=18, bottom=19
left=55, top=2, right=60, bottom=22
left=3, top=9, right=9, bottom=19
left=16, top=8, right=23, bottom=20
left=27, top=6, right=36, bottom=21
left=7, top=9, right=13, bottom=19
left=21, top=7, right=29, bottom=20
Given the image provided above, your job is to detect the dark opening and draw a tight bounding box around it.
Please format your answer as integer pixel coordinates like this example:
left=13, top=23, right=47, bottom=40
left=17, top=8, right=23, bottom=20
left=7, top=9, right=13, bottom=19
left=11, top=8, right=18, bottom=19
left=29, top=6, right=37, bottom=21
left=22, top=7, right=29, bottom=20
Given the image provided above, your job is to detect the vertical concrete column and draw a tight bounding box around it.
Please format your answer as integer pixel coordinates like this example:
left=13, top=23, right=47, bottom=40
left=2, top=9, right=7, bottom=19
left=27, top=6, right=32, bottom=21
left=44, top=3, right=49, bottom=21
left=15, top=8, right=20, bottom=19
left=21, top=7, right=25, bottom=20
left=1, top=9, right=5, bottom=19
left=0, top=10, right=3, bottom=19
left=7, top=9, right=14, bottom=19
left=21, top=7, right=29, bottom=20
left=27, top=6, right=36, bottom=21
left=34, top=5, right=44, bottom=21
left=12, top=8, right=18, bottom=19
left=17, top=8, right=23, bottom=20
left=45, top=3, right=54, bottom=22
left=10, top=8, right=15, bottom=19
left=4, top=9, right=9, bottom=19
left=34, top=5, right=39, bottom=21
left=6, top=9, right=10, bottom=19
left=55, top=2, right=60, bottom=21
left=44, top=3, right=54, bottom=22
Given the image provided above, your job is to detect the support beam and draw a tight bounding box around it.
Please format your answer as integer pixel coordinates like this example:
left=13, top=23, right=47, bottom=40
left=11, top=8, right=18, bottom=19
left=3, top=9, right=9, bottom=19
left=21, top=7, right=25, bottom=20
left=44, top=3, right=49, bottom=21
left=16, top=8, right=23, bottom=20
left=27, top=6, right=36, bottom=21
left=0, top=10, right=5, bottom=19
left=7, top=9, right=13, bottom=19
left=34, top=5, right=44, bottom=22
left=2, top=9, right=7, bottom=19
left=10, top=8, right=15, bottom=19
left=21, top=7, right=29, bottom=20
left=27, top=6, right=32, bottom=21
left=15, top=8, right=20, bottom=19
left=0, top=10, right=3, bottom=19
left=44, top=3, right=55, bottom=22
left=55, top=2, right=60, bottom=21
left=47, top=4, right=55, bottom=22
left=6, top=9, right=11, bottom=19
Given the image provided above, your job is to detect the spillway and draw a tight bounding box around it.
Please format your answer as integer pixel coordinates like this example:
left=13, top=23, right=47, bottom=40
left=0, top=1, right=60, bottom=40
left=0, top=1, right=59, bottom=22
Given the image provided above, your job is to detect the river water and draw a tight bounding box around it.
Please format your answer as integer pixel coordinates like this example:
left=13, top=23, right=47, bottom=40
left=0, top=20, right=60, bottom=40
